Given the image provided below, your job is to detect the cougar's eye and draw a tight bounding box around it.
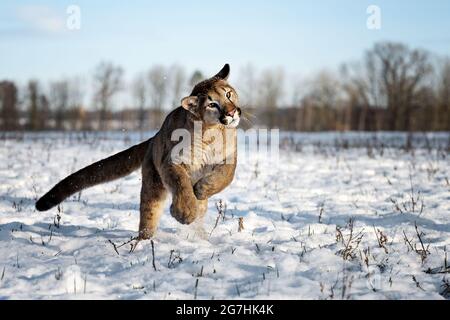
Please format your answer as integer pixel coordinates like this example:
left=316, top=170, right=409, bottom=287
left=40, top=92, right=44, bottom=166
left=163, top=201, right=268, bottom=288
left=207, top=102, right=221, bottom=113
left=226, top=92, right=231, bottom=99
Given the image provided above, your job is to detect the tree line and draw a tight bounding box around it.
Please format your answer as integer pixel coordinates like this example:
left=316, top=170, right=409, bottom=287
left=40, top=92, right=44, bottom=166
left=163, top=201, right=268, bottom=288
left=1, top=41, right=449, bottom=132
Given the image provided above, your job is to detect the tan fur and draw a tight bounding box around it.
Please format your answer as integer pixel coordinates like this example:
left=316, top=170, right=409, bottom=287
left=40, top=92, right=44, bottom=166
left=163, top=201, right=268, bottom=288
left=36, top=64, right=241, bottom=240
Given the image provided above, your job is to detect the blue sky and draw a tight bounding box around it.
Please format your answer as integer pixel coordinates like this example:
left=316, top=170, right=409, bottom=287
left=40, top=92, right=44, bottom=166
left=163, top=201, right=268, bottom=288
left=1, top=0, right=449, bottom=84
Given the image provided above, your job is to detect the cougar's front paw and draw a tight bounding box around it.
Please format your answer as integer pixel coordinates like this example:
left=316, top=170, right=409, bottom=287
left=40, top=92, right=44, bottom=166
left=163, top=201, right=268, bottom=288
left=138, top=228, right=154, bottom=240
left=170, top=193, right=198, bottom=225
left=170, top=204, right=197, bottom=224
left=193, top=182, right=208, bottom=200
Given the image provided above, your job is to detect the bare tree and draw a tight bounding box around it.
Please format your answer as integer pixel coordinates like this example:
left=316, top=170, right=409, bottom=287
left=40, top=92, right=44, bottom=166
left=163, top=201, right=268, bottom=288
left=258, top=68, right=285, bottom=128
left=26, top=80, right=40, bottom=130
left=50, top=80, right=69, bottom=130
left=170, top=65, right=186, bottom=107
left=366, top=42, right=433, bottom=131
left=38, top=94, right=50, bottom=130
left=93, top=62, right=124, bottom=130
left=189, top=70, right=204, bottom=88
left=434, top=59, right=450, bottom=131
left=302, top=71, right=342, bottom=130
left=0, top=81, right=19, bottom=130
left=340, top=62, right=374, bottom=130
left=148, top=65, right=168, bottom=129
left=67, top=77, right=86, bottom=130
left=132, top=72, right=148, bottom=134
left=238, top=63, right=258, bottom=108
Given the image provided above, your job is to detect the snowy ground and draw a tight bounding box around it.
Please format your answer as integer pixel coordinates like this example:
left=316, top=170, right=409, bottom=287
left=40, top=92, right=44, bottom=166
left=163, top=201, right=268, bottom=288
left=0, top=131, right=449, bottom=300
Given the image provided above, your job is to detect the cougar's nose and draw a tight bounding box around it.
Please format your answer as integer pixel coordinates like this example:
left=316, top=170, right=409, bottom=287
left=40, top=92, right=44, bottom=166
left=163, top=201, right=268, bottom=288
left=226, top=108, right=237, bottom=117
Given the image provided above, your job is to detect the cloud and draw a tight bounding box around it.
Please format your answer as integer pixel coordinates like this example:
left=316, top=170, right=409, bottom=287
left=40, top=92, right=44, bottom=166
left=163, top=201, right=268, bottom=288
left=17, top=5, right=65, bottom=33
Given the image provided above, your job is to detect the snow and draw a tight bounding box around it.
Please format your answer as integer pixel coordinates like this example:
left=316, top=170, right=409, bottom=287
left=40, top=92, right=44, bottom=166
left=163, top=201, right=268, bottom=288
left=0, top=131, right=449, bottom=300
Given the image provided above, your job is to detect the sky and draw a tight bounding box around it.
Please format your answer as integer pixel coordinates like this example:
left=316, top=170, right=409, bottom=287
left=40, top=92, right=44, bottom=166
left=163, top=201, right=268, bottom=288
left=1, top=0, right=449, bottom=97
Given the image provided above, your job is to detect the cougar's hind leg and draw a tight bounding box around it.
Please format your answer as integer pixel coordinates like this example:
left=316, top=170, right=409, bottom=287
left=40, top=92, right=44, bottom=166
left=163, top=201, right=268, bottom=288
left=197, top=199, right=208, bottom=220
left=138, top=160, right=168, bottom=240
left=192, top=199, right=209, bottom=240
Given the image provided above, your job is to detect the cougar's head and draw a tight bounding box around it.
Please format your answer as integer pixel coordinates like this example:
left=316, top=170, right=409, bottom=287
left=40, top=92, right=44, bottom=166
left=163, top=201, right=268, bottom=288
left=181, top=64, right=241, bottom=128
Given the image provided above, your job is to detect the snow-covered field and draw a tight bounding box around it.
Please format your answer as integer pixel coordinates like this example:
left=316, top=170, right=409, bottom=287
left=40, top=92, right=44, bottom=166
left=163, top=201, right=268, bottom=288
left=0, top=131, right=449, bottom=300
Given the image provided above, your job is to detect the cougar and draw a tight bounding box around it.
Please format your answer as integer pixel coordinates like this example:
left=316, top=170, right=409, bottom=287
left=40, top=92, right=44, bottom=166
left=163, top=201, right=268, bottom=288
left=36, top=64, right=241, bottom=239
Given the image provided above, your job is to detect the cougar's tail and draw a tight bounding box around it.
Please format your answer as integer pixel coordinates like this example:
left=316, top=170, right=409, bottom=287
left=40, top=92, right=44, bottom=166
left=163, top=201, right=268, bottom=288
left=35, top=139, right=151, bottom=211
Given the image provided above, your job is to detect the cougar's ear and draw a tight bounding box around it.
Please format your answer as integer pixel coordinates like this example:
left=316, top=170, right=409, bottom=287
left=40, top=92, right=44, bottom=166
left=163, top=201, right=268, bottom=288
left=181, top=96, right=198, bottom=111
left=214, top=64, right=230, bottom=80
